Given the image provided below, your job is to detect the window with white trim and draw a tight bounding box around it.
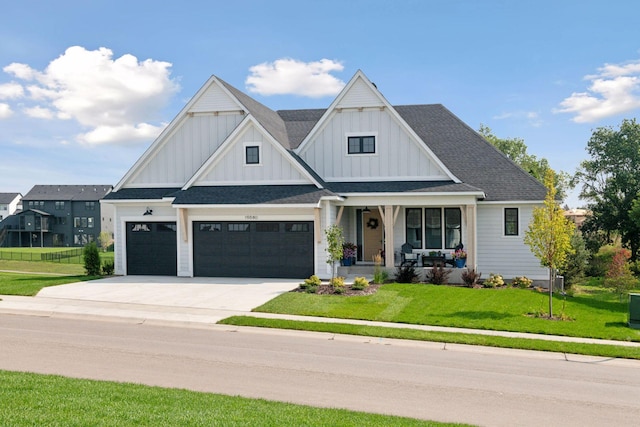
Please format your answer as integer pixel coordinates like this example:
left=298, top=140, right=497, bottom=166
left=504, top=208, right=519, bottom=236
left=347, top=135, right=376, bottom=154
left=245, top=145, right=260, bottom=165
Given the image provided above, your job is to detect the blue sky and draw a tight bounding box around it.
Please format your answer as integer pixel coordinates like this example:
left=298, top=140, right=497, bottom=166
left=1, top=0, right=639, bottom=207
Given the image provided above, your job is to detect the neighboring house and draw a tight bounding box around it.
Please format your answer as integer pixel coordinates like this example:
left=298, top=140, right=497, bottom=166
left=0, top=193, right=22, bottom=221
left=104, top=70, right=548, bottom=280
left=2, top=185, right=113, bottom=247
left=564, top=208, right=589, bottom=229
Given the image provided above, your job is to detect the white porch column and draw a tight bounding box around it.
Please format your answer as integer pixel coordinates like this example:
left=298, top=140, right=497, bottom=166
left=384, top=205, right=394, bottom=268
left=465, top=205, right=476, bottom=268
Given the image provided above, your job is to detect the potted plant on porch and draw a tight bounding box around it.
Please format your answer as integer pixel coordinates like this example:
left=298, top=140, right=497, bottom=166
left=342, top=242, right=357, bottom=266
left=452, top=248, right=467, bottom=268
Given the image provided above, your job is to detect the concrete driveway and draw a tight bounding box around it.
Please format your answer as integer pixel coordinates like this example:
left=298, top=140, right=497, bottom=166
left=35, top=276, right=300, bottom=311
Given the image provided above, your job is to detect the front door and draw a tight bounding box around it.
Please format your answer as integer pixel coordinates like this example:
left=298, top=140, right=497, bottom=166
left=363, top=209, right=384, bottom=262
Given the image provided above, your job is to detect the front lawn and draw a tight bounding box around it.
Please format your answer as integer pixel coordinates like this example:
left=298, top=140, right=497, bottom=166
left=0, top=370, right=458, bottom=427
left=253, top=282, right=640, bottom=342
left=0, top=273, right=99, bottom=296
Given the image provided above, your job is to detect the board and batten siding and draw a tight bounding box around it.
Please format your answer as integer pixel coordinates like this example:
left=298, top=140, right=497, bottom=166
left=336, top=77, right=384, bottom=109
left=129, top=113, right=244, bottom=186
left=476, top=204, right=548, bottom=280
left=299, top=109, right=447, bottom=181
left=195, top=125, right=311, bottom=185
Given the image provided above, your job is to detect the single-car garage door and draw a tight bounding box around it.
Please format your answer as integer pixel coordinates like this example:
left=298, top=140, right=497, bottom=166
left=126, top=222, right=177, bottom=276
left=193, top=221, right=313, bottom=278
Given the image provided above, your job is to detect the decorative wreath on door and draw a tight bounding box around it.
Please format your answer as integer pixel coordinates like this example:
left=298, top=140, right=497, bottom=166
left=366, top=218, right=379, bottom=229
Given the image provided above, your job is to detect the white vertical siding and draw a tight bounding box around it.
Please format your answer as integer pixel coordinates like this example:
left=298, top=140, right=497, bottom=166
left=337, top=78, right=384, bottom=108
left=300, top=109, right=447, bottom=181
left=476, top=204, right=547, bottom=280
left=196, top=124, right=311, bottom=185
left=129, top=113, right=244, bottom=186
left=189, top=83, right=240, bottom=113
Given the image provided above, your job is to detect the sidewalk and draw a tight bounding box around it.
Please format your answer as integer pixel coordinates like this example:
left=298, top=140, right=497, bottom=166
left=1, top=292, right=639, bottom=348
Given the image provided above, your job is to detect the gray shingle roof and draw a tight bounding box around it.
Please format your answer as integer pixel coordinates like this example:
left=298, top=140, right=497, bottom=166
left=326, top=181, right=484, bottom=195
left=218, top=78, right=292, bottom=148
left=0, top=193, right=21, bottom=204
left=173, top=185, right=336, bottom=205
left=103, top=188, right=181, bottom=200
left=277, top=109, right=326, bottom=149
left=23, top=185, right=113, bottom=201
left=393, top=105, right=547, bottom=201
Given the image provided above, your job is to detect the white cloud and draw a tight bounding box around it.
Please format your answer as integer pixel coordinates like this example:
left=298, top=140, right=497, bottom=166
left=555, top=59, right=640, bottom=123
left=0, top=103, right=13, bottom=118
left=24, top=106, right=54, bottom=119
left=493, top=110, right=542, bottom=127
left=78, top=122, right=166, bottom=145
left=2, top=46, right=180, bottom=145
left=0, top=82, right=24, bottom=99
left=246, top=58, right=345, bottom=97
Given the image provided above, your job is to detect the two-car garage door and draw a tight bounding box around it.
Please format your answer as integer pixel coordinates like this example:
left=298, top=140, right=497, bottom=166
left=193, top=221, right=314, bottom=279
left=125, top=220, right=314, bottom=278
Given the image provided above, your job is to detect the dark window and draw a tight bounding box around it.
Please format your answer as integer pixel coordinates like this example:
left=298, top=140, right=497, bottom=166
left=85, top=201, right=95, bottom=210
left=74, top=217, right=80, bottom=227
left=405, top=208, right=422, bottom=249
left=425, top=208, right=442, bottom=249
left=347, top=136, right=375, bottom=154
left=228, top=223, right=250, bottom=232
left=505, top=208, right=519, bottom=236
left=256, top=222, right=279, bottom=232
left=199, top=223, right=221, bottom=232
left=55, top=201, right=65, bottom=210
left=246, top=146, right=260, bottom=164
left=285, top=223, right=309, bottom=232
left=87, top=217, right=94, bottom=228
left=444, top=208, right=462, bottom=249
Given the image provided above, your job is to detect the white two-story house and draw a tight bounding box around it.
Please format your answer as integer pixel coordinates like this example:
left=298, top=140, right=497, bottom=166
left=103, top=70, right=548, bottom=281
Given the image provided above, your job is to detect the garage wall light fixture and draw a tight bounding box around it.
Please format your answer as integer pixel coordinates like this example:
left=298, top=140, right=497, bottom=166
left=143, top=207, right=153, bottom=216
left=363, top=206, right=371, bottom=213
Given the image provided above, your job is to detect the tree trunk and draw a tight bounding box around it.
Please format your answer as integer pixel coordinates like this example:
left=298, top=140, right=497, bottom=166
left=548, top=268, right=554, bottom=318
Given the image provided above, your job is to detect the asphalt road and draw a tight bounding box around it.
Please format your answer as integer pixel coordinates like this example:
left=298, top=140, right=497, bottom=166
left=1, top=314, right=639, bottom=426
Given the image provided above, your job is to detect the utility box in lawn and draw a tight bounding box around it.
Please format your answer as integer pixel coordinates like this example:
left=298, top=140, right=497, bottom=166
left=629, top=293, right=640, bottom=329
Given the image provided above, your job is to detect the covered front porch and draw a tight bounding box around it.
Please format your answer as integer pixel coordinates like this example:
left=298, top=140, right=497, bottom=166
left=329, top=192, right=481, bottom=276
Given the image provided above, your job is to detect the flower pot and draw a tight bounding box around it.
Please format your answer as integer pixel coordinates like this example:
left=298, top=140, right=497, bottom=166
left=454, top=258, right=466, bottom=268
left=342, top=258, right=352, bottom=266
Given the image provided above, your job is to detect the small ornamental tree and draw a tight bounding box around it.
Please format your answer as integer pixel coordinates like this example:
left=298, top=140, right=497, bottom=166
left=83, top=241, right=101, bottom=276
left=604, top=248, right=639, bottom=301
left=524, top=169, right=575, bottom=318
left=98, top=231, right=112, bottom=252
left=324, top=224, right=345, bottom=282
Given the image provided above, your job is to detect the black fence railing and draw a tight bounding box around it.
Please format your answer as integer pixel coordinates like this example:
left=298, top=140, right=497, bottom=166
left=0, top=248, right=84, bottom=263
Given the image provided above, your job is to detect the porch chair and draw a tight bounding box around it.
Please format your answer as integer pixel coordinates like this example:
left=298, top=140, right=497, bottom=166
left=400, top=243, right=418, bottom=266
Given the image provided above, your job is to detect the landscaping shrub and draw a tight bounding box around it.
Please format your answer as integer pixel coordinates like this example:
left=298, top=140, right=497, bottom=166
left=301, top=275, right=321, bottom=289
left=559, top=230, right=589, bottom=286
left=372, top=254, right=388, bottom=284
left=330, top=276, right=345, bottom=294
left=587, top=245, right=617, bottom=277
left=394, top=264, right=418, bottom=283
left=102, top=260, right=115, bottom=276
left=425, top=265, right=450, bottom=285
left=461, top=268, right=481, bottom=287
left=511, top=276, right=533, bottom=289
left=351, top=276, right=370, bottom=290
left=483, top=273, right=504, bottom=288
left=83, top=242, right=101, bottom=276
left=603, top=248, right=639, bottom=300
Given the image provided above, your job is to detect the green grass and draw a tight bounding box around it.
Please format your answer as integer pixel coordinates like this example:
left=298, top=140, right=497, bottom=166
left=0, top=370, right=463, bottom=427
left=0, top=272, right=99, bottom=296
left=0, top=247, right=114, bottom=266
left=220, top=316, right=640, bottom=360
left=0, top=259, right=85, bottom=275
left=252, top=282, right=640, bottom=342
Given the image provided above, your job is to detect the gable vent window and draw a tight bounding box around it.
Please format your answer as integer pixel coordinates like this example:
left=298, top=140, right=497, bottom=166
left=347, top=135, right=376, bottom=154
left=245, top=145, right=260, bottom=165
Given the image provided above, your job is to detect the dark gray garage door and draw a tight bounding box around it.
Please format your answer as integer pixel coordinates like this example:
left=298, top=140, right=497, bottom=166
left=126, top=222, right=177, bottom=276
left=193, top=221, right=313, bottom=278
